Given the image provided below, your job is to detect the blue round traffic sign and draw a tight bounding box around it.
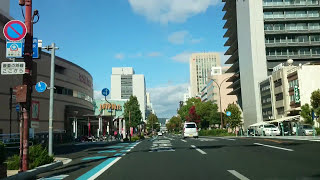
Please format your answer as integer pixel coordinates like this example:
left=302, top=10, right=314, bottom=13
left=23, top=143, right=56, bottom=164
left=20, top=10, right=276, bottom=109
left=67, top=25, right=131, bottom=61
left=15, top=104, right=20, bottom=112
left=226, top=111, right=231, bottom=117
left=3, top=20, right=27, bottom=41
left=102, top=88, right=110, bottom=97
left=35, top=81, right=47, bottom=93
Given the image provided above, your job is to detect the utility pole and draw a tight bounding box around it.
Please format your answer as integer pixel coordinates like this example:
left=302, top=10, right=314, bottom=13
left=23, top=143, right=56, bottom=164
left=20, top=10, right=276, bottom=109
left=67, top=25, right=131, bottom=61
left=129, top=111, right=131, bottom=141
left=9, top=88, right=13, bottom=138
left=43, top=43, right=59, bottom=156
left=19, top=0, right=34, bottom=171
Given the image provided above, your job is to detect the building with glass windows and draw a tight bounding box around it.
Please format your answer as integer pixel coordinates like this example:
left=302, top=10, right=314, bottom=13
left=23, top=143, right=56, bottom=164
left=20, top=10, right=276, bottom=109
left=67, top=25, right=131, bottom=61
left=189, top=53, right=221, bottom=97
left=222, top=0, right=320, bottom=128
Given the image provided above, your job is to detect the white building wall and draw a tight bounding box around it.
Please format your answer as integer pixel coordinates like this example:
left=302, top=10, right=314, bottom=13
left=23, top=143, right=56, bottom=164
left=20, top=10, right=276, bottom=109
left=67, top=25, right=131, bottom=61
left=112, top=67, right=134, bottom=75
left=236, top=0, right=268, bottom=129
left=133, top=75, right=146, bottom=121
left=111, top=74, right=121, bottom=99
left=299, top=66, right=320, bottom=107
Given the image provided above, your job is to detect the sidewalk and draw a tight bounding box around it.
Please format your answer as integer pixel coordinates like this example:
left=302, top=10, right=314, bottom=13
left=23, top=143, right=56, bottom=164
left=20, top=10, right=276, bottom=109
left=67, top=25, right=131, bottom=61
left=242, top=135, right=320, bottom=141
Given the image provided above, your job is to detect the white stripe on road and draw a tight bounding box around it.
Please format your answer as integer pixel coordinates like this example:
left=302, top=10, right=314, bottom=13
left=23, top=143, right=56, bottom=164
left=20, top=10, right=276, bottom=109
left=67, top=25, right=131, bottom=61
left=226, top=139, right=236, bottom=141
left=254, top=143, right=293, bottom=152
left=228, top=170, right=250, bottom=180
left=87, top=157, right=122, bottom=180
left=191, top=145, right=207, bottom=155
left=181, top=139, right=187, bottom=142
left=216, top=137, right=236, bottom=141
left=309, top=139, right=320, bottom=142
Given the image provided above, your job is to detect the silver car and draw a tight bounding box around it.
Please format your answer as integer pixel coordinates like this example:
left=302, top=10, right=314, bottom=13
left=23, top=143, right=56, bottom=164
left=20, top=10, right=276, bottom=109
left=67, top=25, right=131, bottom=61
left=297, top=124, right=316, bottom=136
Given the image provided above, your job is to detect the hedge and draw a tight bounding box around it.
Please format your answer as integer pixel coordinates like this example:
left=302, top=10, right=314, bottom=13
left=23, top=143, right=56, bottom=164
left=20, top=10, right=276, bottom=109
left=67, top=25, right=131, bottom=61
left=0, top=142, right=6, bottom=164
left=198, top=129, right=235, bottom=136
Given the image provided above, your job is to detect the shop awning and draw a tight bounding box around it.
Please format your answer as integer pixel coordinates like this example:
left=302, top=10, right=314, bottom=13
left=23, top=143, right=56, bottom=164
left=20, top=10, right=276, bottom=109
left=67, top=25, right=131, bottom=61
left=249, top=121, right=270, bottom=127
left=268, top=115, right=300, bottom=123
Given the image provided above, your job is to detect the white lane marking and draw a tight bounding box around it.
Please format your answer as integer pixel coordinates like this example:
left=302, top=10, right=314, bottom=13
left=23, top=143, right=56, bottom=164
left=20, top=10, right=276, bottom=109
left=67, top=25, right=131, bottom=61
left=39, top=175, right=69, bottom=180
left=310, top=139, right=320, bottom=142
left=228, top=170, right=250, bottom=180
left=226, top=139, right=236, bottom=141
left=191, top=145, right=207, bottom=155
left=216, top=137, right=236, bottom=141
left=254, top=143, right=293, bottom=152
left=181, top=139, right=187, bottom=142
left=87, top=157, right=122, bottom=180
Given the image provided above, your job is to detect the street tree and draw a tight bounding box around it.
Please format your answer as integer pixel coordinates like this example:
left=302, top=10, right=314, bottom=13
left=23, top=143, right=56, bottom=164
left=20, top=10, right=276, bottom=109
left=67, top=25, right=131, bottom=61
left=196, top=101, right=219, bottom=129
left=124, top=95, right=142, bottom=129
left=147, top=113, right=159, bottom=132
left=178, top=98, right=201, bottom=121
left=166, top=116, right=183, bottom=132
left=225, top=103, right=242, bottom=131
left=186, top=105, right=201, bottom=125
left=311, top=89, right=320, bottom=119
left=301, top=103, right=313, bottom=125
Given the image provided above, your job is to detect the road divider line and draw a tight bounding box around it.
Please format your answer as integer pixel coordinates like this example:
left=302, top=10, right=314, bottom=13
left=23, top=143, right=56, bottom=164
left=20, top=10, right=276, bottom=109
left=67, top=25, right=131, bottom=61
left=310, top=139, right=320, bottom=142
left=181, top=139, right=187, bottom=143
left=254, top=143, right=293, bottom=152
left=191, top=145, right=207, bottom=155
left=227, top=170, right=250, bottom=180
left=226, top=139, right=236, bottom=141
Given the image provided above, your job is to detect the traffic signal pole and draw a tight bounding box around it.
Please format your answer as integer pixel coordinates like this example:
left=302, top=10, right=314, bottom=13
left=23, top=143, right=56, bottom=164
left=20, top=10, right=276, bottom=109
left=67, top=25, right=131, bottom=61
left=21, top=0, right=33, bottom=171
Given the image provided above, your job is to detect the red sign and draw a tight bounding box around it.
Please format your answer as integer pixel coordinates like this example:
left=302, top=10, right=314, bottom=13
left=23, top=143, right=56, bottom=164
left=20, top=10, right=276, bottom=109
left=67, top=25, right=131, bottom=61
left=3, top=20, right=27, bottom=41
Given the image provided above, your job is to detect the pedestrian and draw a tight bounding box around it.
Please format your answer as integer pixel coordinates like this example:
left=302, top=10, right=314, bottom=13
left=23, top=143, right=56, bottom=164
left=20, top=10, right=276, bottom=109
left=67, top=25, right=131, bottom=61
left=114, top=130, right=118, bottom=140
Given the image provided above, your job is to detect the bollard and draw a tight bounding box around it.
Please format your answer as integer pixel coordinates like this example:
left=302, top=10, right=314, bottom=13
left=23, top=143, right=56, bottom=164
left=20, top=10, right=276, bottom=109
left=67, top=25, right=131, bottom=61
left=281, top=123, right=284, bottom=137
left=240, top=128, right=243, bottom=137
left=313, top=126, right=316, bottom=137
left=247, top=129, right=249, bottom=137
left=296, top=123, right=298, bottom=137
left=254, top=129, right=256, bottom=137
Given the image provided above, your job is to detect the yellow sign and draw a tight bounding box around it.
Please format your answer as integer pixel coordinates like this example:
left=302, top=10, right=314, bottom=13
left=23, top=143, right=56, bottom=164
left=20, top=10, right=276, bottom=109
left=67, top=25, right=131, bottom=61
left=99, top=103, right=122, bottom=111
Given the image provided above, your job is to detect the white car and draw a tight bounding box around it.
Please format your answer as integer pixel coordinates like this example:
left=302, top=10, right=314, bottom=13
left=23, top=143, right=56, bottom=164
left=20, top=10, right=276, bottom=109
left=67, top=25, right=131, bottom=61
left=257, top=124, right=280, bottom=136
left=183, top=122, right=198, bottom=138
left=158, top=132, right=163, bottom=136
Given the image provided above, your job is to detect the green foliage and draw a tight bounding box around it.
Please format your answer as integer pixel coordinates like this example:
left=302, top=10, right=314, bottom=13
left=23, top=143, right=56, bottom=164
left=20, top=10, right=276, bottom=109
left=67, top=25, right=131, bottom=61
left=301, top=104, right=313, bottom=125
left=7, top=155, right=19, bottom=170
left=147, top=113, right=159, bottom=131
left=166, top=116, right=183, bottom=132
left=225, top=103, right=242, bottom=129
left=316, top=128, right=320, bottom=135
left=178, top=98, right=201, bottom=121
left=0, top=142, right=6, bottom=164
left=198, top=129, right=235, bottom=136
left=311, top=89, right=320, bottom=110
left=6, top=145, right=54, bottom=170
left=197, top=102, right=220, bottom=128
left=130, top=135, right=140, bottom=142
left=124, top=95, right=143, bottom=128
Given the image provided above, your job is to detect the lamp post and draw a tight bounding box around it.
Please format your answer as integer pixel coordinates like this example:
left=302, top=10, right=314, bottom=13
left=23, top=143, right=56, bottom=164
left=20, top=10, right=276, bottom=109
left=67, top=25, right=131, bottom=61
left=206, top=73, right=239, bottom=129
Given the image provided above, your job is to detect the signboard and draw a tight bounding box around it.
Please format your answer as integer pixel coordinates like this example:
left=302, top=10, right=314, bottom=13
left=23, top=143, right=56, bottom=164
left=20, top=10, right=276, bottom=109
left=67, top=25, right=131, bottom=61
left=6, top=40, right=23, bottom=58
left=31, top=101, right=39, bottom=128
left=99, top=103, right=122, bottom=111
left=35, top=81, right=47, bottom=93
left=1, top=62, right=25, bottom=75
left=102, top=88, right=110, bottom=97
left=15, top=104, right=20, bottom=112
left=226, top=111, right=231, bottom=117
left=294, top=85, right=300, bottom=103
left=22, top=38, right=39, bottom=58
left=3, top=20, right=27, bottom=41
left=273, top=63, right=284, bottom=72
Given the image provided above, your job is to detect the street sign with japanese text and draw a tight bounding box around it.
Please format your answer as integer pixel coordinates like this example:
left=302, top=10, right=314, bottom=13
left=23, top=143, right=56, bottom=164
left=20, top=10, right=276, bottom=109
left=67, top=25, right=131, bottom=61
left=1, top=62, right=25, bottom=75
left=22, top=38, right=39, bottom=58
left=294, top=85, right=300, bottom=103
left=6, top=40, right=23, bottom=58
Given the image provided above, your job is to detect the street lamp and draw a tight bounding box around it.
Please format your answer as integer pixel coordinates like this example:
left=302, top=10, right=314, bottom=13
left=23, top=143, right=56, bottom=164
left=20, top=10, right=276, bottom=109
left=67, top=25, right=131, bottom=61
left=204, top=73, right=239, bottom=129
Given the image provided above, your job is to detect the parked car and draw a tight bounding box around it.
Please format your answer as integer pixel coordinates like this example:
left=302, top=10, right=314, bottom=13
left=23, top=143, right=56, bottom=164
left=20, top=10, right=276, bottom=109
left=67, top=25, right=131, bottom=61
left=297, top=124, right=316, bottom=136
left=247, top=128, right=256, bottom=136
left=257, top=124, right=280, bottom=136
left=183, top=122, right=198, bottom=139
left=158, top=131, right=163, bottom=136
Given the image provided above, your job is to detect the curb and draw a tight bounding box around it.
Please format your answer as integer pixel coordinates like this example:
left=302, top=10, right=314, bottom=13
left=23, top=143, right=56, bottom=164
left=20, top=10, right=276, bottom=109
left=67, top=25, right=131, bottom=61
left=5, top=161, right=63, bottom=180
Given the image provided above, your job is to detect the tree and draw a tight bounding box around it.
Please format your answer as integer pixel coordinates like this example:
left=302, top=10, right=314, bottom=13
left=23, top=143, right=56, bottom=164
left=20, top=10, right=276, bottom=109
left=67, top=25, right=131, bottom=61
left=196, top=101, right=219, bottom=129
left=311, top=89, right=320, bottom=120
left=301, top=104, right=313, bottom=125
left=166, top=116, right=183, bottom=132
left=186, top=106, right=201, bottom=125
left=178, top=98, right=201, bottom=122
left=225, top=103, right=242, bottom=131
left=147, top=113, right=159, bottom=132
left=123, top=95, right=142, bottom=129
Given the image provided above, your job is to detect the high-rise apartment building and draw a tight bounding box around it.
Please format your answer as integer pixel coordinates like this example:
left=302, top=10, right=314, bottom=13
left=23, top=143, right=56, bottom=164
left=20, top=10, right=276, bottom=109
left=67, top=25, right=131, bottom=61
left=189, top=53, right=221, bottom=97
left=111, top=67, right=147, bottom=121
left=222, top=0, right=320, bottom=128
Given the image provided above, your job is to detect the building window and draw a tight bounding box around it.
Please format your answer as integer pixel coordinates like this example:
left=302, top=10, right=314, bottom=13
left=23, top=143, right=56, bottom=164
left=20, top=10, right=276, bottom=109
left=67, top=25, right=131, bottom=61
left=274, top=79, right=282, bottom=87
left=277, top=107, right=285, bottom=115
left=55, top=65, right=65, bottom=74
left=275, top=92, right=284, bottom=101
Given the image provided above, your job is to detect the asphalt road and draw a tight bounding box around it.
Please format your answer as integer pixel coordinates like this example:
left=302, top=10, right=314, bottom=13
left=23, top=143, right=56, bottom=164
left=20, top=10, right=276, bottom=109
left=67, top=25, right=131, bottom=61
left=37, top=135, right=320, bottom=180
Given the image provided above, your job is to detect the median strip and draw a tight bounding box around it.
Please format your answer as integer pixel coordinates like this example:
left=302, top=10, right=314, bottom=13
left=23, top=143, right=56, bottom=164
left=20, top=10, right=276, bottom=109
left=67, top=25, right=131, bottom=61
left=191, top=145, right=207, bottom=154
left=228, top=170, right=250, bottom=180
left=254, top=143, right=293, bottom=152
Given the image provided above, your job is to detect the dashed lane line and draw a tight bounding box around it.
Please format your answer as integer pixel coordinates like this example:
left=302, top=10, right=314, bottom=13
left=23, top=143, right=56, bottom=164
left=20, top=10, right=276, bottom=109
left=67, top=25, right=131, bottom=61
left=181, top=139, right=187, bottom=143
left=191, top=145, right=207, bottom=155
left=228, top=170, right=250, bottom=180
left=254, top=143, right=294, bottom=152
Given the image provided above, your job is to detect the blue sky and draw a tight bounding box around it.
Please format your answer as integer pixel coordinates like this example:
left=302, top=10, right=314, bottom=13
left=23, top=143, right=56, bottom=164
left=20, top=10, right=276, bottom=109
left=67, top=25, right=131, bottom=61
left=10, top=0, right=227, bottom=118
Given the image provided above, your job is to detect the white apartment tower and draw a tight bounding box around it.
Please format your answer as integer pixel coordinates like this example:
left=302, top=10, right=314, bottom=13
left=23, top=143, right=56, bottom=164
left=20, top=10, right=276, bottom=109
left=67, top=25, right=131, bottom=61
left=190, top=53, right=221, bottom=97
left=111, top=67, right=147, bottom=121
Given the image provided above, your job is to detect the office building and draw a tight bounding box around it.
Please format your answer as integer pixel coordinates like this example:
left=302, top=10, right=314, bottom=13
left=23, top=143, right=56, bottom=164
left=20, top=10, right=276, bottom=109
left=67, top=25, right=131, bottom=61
left=189, top=52, right=221, bottom=97
left=111, top=67, right=147, bottom=121
left=222, top=0, right=320, bottom=128
left=146, top=92, right=155, bottom=118
left=183, top=86, right=191, bottom=105
left=259, top=61, right=320, bottom=127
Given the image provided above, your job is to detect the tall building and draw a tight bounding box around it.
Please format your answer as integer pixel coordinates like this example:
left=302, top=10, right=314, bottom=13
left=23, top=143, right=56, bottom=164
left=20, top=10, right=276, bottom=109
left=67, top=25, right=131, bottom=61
left=0, top=0, right=10, bottom=17
left=223, top=0, right=268, bottom=129
left=111, top=67, right=147, bottom=121
left=189, top=52, right=221, bottom=97
left=183, top=86, right=191, bottom=105
left=146, top=92, right=155, bottom=118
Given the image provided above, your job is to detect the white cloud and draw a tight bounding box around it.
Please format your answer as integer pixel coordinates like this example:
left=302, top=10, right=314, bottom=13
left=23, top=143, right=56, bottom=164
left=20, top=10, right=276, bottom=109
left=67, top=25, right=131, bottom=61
left=191, top=38, right=203, bottom=44
left=171, top=51, right=193, bottom=63
left=168, top=31, right=189, bottom=44
left=148, top=83, right=189, bottom=118
left=115, top=53, right=125, bottom=60
left=129, top=52, right=143, bottom=58
left=128, top=0, right=221, bottom=24
left=94, top=90, right=106, bottom=100
left=147, top=52, right=162, bottom=57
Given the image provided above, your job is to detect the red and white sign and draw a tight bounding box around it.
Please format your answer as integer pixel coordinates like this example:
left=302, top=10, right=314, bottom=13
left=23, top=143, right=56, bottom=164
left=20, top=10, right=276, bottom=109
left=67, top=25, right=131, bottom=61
left=3, top=20, right=27, bottom=41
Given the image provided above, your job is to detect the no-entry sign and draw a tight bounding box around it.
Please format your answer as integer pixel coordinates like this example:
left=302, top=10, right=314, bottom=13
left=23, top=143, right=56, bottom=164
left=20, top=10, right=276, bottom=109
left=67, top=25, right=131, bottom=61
left=3, top=20, right=27, bottom=41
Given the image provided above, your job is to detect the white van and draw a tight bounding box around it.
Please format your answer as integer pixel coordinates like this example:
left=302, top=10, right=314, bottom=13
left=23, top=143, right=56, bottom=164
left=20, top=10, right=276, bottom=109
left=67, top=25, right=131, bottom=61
left=183, top=122, right=198, bottom=139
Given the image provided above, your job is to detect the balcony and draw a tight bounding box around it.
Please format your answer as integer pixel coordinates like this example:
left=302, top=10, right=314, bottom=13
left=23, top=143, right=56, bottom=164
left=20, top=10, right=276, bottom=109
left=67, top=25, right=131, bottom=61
left=264, top=17, right=320, bottom=22
left=265, top=28, right=320, bottom=35
left=225, top=40, right=238, bottom=56
left=263, top=2, right=320, bottom=9
left=267, top=53, right=320, bottom=60
left=227, top=78, right=240, bottom=89
left=225, top=50, right=239, bottom=64
left=227, top=87, right=241, bottom=96
left=265, top=41, right=320, bottom=48
left=225, top=61, right=239, bottom=73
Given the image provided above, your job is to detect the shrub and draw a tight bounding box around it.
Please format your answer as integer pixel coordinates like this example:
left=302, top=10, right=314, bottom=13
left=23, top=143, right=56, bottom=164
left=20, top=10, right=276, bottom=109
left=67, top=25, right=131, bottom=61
left=130, top=135, right=140, bottom=142
left=316, top=128, right=320, bottom=135
left=7, top=155, right=19, bottom=170
left=198, top=129, right=235, bottom=136
left=6, top=145, right=54, bottom=170
left=0, top=142, right=6, bottom=164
